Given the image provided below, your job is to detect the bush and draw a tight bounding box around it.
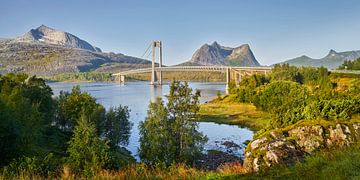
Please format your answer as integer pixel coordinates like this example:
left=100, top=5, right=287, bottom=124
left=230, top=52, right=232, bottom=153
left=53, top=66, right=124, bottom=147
left=253, top=81, right=309, bottom=127
left=2, top=153, right=61, bottom=178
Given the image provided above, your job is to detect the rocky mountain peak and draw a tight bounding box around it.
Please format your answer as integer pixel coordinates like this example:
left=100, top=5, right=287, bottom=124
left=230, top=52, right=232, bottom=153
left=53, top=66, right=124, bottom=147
left=15, top=25, right=101, bottom=52
left=327, top=49, right=338, bottom=57
left=188, top=42, right=260, bottom=67
left=211, top=41, right=220, bottom=48
left=36, top=24, right=54, bottom=31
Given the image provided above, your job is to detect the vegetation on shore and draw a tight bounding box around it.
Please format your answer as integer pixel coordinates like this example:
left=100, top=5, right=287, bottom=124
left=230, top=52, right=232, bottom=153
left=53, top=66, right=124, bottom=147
left=0, top=73, right=134, bottom=178
left=128, top=71, right=225, bottom=82
left=1, top=61, right=360, bottom=179
left=198, top=100, right=270, bottom=131
left=44, top=72, right=114, bottom=82
left=338, top=57, right=360, bottom=70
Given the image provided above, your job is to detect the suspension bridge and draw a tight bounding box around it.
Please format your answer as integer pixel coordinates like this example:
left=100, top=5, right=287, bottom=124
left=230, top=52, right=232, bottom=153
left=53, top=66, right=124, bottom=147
left=112, top=41, right=272, bottom=85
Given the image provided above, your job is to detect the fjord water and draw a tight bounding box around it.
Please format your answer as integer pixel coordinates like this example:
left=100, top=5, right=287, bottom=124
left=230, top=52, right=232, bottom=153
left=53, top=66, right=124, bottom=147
left=49, top=81, right=253, bottom=159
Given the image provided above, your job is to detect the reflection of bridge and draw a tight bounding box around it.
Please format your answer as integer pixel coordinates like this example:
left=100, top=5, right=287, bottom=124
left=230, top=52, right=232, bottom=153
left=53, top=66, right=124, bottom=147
left=112, top=41, right=272, bottom=85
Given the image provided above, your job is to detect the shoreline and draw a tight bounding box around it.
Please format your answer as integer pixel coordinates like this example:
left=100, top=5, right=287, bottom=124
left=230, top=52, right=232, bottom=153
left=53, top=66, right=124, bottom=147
left=197, top=98, right=270, bottom=132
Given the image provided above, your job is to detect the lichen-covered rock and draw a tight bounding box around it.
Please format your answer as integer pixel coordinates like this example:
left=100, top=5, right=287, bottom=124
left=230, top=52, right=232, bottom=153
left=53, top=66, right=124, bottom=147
left=244, top=122, right=360, bottom=172
left=353, top=123, right=360, bottom=138
left=288, top=125, right=325, bottom=153
left=265, top=139, right=303, bottom=166
left=326, top=124, right=353, bottom=147
left=250, top=137, right=267, bottom=150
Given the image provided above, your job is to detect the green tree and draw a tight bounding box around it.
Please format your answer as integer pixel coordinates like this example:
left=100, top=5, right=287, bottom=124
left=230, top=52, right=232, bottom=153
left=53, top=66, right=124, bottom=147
left=338, top=58, right=360, bottom=70
left=0, top=74, right=53, bottom=165
left=55, top=86, right=105, bottom=134
left=271, top=64, right=303, bottom=83
left=139, top=81, right=207, bottom=165
left=67, top=114, right=109, bottom=176
left=104, top=106, right=132, bottom=148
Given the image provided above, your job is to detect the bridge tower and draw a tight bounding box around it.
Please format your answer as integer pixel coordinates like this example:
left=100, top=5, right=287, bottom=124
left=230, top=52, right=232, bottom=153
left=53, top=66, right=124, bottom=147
left=151, top=41, right=163, bottom=85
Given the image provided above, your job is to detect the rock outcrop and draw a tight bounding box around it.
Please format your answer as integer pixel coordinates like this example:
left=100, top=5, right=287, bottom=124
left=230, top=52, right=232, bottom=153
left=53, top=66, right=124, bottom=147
left=185, top=41, right=261, bottom=67
left=244, top=122, right=360, bottom=172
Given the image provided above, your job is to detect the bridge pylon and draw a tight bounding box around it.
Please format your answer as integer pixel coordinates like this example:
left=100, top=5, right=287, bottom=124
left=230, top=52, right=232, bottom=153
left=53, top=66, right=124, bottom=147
left=151, top=41, right=162, bottom=85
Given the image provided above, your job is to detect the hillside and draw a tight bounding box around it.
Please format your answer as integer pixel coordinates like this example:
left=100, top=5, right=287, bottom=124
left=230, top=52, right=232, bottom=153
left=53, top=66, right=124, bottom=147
left=0, top=25, right=153, bottom=76
left=181, top=41, right=261, bottom=66
left=279, top=49, right=360, bottom=69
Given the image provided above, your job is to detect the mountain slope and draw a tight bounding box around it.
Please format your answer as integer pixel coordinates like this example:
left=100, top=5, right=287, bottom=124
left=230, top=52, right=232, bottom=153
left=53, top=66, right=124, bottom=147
left=279, top=49, right=360, bottom=69
left=15, top=25, right=102, bottom=52
left=184, top=41, right=260, bottom=66
left=0, top=25, right=153, bottom=76
left=225, top=44, right=260, bottom=66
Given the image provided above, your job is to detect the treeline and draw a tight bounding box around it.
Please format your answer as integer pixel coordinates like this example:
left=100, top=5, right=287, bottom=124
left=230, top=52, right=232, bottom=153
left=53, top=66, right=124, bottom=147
left=128, top=71, right=226, bottom=82
left=46, top=72, right=114, bottom=82
left=338, top=58, right=360, bottom=70
left=0, top=73, right=133, bottom=178
left=227, top=64, right=360, bottom=129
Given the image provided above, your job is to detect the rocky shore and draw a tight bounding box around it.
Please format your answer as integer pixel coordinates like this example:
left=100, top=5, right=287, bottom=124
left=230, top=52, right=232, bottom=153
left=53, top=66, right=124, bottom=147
left=244, top=121, right=360, bottom=172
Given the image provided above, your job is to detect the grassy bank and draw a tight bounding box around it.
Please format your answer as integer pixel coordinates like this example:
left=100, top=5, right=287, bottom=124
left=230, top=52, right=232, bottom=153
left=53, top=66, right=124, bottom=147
left=198, top=99, right=270, bottom=131
left=229, top=143, right=360, bottom=179
left=3, top=144, right=360, bottom=179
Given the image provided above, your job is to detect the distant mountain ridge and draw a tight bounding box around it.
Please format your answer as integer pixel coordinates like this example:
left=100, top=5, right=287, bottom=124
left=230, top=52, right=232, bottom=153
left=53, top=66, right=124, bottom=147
left=0, top=25, right=153, bottom=76
left=279, top=49, right=360, bottom=69
left=15, top=25, right=101, bottom=52
left=182, top=41, right=260, bottom=67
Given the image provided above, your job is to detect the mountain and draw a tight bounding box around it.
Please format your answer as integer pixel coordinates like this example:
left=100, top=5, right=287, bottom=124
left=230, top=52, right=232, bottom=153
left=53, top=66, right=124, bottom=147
left=183, top=41, right=260, bottom=66
left=15, top=25, right=101, bottom=52
left=0, top=25, right=153, bottom=76
left=279, top=49, right=360, bottom=69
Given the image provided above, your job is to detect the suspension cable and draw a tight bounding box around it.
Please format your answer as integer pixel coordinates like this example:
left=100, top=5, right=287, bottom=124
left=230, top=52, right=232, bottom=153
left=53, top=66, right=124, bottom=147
left=140, top=42, right=152, bottom=59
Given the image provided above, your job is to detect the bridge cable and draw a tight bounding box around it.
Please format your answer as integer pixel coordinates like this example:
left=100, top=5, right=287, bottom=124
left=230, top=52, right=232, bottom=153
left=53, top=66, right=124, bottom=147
left=140, top=42, right=153, bottom=59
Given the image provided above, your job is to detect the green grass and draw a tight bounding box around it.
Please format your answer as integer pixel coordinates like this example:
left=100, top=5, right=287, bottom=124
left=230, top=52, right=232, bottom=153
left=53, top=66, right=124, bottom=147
left=3, top=144, right=360, bottom=179
left=198, top=100, right=271, bottom=131
left=223, top=144, right=360, bottom=179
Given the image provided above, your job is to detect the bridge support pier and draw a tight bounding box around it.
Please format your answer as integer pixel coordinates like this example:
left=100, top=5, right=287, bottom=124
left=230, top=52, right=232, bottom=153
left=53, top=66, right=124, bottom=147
left=151, top=41, right=162, bottom=85
left=119, top=75, right=125, bottom=84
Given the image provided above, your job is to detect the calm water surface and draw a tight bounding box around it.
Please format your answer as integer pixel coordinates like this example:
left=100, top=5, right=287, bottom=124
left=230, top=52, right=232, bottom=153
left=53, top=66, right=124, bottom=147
left=49, top=81, right=253, bottom=159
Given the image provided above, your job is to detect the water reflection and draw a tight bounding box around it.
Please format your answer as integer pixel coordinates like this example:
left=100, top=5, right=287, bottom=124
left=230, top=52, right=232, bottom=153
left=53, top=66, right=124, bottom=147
left=150, top=85, right=163, bottom=102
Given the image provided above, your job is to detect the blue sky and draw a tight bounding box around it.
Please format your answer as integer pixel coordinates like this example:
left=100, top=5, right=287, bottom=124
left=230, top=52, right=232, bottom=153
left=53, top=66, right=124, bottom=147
left=1, top=0, right=360, bottom=65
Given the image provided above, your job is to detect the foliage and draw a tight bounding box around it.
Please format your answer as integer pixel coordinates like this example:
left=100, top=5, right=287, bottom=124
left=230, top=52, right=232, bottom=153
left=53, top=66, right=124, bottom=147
left=46, top=72, right=114, bottom=82
left=338, top=58, right=360, bottom=70
left=225, top=65, right=359, bottom=128
left=66, top=114, right=109, bottom=177
left=0, top=73, right=133, bottom=177
left=54, top=85, right=105, bottom=134
left=270, top=64, right=303, bottom=83
left=254, top=81, right=309, bottom=127
left=139, top=81, right=208, bottom=165
left=230, top=74, right=269, bottom=102
left=0, top=73, right=54, bottom=165
left=128, top=71, right=226, bottom=82
left=104, top=105, right=132, bottom=148
left=2, top=153, right=61, bottom=178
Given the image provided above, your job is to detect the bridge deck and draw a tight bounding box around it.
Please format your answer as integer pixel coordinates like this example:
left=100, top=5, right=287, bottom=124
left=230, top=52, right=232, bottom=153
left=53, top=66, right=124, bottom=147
left=112, top=66, right=273, bottom=76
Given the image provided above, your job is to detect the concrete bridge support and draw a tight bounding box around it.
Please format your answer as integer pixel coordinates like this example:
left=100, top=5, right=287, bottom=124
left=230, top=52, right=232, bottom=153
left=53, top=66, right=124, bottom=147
left=151, top=41, right=163, bottom=85
left=118, top=75, right=125, bottom=84
left=150, top=41, right=162, bottom=85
